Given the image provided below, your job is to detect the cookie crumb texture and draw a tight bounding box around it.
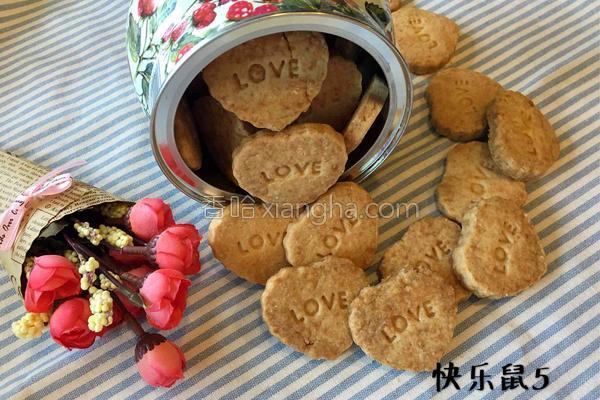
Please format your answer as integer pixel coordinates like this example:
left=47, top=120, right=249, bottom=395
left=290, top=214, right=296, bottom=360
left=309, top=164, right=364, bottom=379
left=380, top=216, right=471, bottom=303
left=436, top=142, right=527, bottom=222
left=487, top=90, right=560, bottom=181
left=261, top=257, right=369, bottom=360
left=349, top=268, right=457, bottom=371
left=232, top=123, right=347, bottom=205
left=208, top=204, right=295, bottom=285
left=453, top=197, right=547, bottom=298
left=203, top=32, right=329, bottom=131
left=426, top=68, right=502, bottom=141
left=283, top=182, right=378, bottom=269
left=392, top=7, right=459, bottom=75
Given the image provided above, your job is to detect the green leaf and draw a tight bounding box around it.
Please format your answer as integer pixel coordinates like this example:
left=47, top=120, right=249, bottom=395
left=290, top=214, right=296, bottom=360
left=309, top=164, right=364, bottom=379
left=127, top=14, right=140, bottom=64
left=157, top=0, right=177, bottom=24
left=365, top=2, right=390, bottom=28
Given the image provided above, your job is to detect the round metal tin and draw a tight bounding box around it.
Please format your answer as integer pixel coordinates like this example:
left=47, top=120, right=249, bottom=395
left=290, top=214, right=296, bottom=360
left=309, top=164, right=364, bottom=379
left=127, top=0, right=412, bottom=205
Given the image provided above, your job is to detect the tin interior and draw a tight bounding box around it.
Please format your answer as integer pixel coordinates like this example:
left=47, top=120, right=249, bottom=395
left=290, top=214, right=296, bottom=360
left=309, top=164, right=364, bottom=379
left=151, top=13, right=413, bottom=206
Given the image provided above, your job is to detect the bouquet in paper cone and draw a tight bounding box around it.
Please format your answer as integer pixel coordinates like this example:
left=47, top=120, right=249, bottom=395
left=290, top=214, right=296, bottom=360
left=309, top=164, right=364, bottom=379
left=0, top=151, right=201, bottom=388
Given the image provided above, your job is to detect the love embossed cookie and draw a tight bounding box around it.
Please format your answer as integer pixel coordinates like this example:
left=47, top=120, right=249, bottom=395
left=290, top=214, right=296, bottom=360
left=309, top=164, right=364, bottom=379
left=392, top=7, right=459, bottom=75
left=297, top=55, right=363, bottom=132
left=261, top=257, right=369, bottom=360
left=426, top=69, right=502, bottom=141
left=436, top=142, right=527, bottom=222
left=349, top=267, right=457, bottom=371
left=283, top=182, right=378, bottom=269
left=453, top=197, right=547, bottom=299
left=232, top=123, right=347, bottom=205
left=203, top=32, right=329, bottom=131
left=487, top=90, right=560, bottom=181
left=380, top=216, right=470, bottom=303
left=208, top=203, right=296, bottom=285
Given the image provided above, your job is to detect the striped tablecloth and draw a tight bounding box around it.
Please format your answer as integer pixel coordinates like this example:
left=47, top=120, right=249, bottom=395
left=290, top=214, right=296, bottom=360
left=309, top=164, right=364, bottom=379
left=0, top=0, right=598, bottom=399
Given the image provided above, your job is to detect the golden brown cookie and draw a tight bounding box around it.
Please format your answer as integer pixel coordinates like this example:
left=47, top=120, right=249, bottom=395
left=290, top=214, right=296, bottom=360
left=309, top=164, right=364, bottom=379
left=392, top=7, right=459, bottom=75
left=436, top=142, right=527, bottom=223
left=389, top=0, right=402, bottom=12
left=380, top=216, right=470, bottom=302
left=487, top=90, right=560, bottom=181
left=232, top=123, right=347, bottom=205
left=208, top=204, right=296, bottom=285
left=193, top=96, right=256, bottom=182
left=297, top=56, right=362, bottom=132
left=349, top=267, right=457, bottom=371
left=453, top=197, right=547, bottom=299
left=343, top=75, right=389, bottom=153
left=426, top=69, right=502, bottom=141
left=203, top=32, right=329, bottom=131
left=262, top=256, right=369, bottom=360
left=174, top=101, right=202, bottom=170
left=283, top=182, right=378, bottom=269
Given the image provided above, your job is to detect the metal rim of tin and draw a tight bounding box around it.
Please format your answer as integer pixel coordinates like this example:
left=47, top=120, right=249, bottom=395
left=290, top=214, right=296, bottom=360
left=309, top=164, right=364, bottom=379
left=150, top=12, right=413, bottom=206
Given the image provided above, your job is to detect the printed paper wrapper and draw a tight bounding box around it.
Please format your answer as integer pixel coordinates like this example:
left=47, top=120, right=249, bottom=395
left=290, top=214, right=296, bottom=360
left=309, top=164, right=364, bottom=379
left=0, top=150, right=128, bottom=300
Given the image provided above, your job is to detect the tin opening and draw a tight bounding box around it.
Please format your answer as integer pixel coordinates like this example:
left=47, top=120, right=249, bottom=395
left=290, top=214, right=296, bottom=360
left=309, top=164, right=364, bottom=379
left=173, top=33, right=393, bottom=196
left=151, top=13, right=412, bottom=205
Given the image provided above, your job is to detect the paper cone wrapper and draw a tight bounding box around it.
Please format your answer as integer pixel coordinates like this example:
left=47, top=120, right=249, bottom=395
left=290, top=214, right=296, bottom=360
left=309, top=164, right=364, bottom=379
left=0, top=150, right=127, bottom=300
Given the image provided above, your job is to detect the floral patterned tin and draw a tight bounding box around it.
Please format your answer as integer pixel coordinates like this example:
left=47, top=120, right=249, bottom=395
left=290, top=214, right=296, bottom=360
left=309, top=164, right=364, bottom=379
left=127, top=0, right=413, bottom=205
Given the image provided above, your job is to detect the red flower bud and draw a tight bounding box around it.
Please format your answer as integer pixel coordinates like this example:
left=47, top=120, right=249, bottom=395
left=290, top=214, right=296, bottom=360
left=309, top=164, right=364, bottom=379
left=49, top=298, right=96, bottom=349
left=129, top=198, right=175, bottom=242
left=193, top=3, right=217, bottom=28
left=171, top=21, right=188, bottom=42
left=24, top=255, right=80, bottom=313
left=136, top=334, right=185, bottom=387
left=138, top=0, right=156, bottom=17
left=251, top=4, right=279, bottom=15
left=140, top=269, right=191, bottom=330
left=153, top=224, right=201, bottom=275
left=227, top=1, right=254, bottom=21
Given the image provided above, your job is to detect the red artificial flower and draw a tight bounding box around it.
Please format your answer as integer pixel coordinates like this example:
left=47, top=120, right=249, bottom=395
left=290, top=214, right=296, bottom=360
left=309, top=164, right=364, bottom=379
left=129, top=198, right=175, bottom=242
left=227, top=1, right=254, bottom=21
left=193, top=3, right=217, bottom=28
left=137, top=336, right=185, bottom=387
left=49, top=298, right=96, bottom=349
left=251, top=4, right=279, bottom=15
left=153, top=224, right=201, bottom=275
left=138, top=0, right=156, bottom=17
left=24, top=255, right=80, bottom=313
left=140, top=269, right=191, bottom=330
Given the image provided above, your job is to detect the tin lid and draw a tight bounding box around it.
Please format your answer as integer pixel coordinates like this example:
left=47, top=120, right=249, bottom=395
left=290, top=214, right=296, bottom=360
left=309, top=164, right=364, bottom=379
left=150, top=12, right=413, bottom=206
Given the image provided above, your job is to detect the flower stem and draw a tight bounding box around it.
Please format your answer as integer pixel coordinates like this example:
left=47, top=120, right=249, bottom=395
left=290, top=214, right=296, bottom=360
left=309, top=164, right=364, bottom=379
left=118, top=246, right=148, bottom=256
left=120, top=272, right=145, bottom=289
left=63, top=232, right=146, bottom=309
left=113, top=295, right=145, bottom=338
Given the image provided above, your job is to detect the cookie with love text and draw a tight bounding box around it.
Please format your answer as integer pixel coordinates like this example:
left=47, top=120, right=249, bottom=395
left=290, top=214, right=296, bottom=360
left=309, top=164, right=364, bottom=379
left=453, top=197, right=547, bottom=299
left=203, top=32, right=329, bottom=131
left=349, top=267, right=457, bottom=371
left=262, top=256, right=369, bottom=360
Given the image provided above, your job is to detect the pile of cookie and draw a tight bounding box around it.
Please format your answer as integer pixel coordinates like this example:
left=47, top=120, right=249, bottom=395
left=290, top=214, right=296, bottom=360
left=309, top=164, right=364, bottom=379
left=202, top=4, right=558, bottom=373
left=175, top=31, right=389, bottom=205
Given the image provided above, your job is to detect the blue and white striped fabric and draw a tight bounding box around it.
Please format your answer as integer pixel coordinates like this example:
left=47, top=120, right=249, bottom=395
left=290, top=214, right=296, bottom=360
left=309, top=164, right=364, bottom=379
left=0, top=0, right=598, bottom=398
